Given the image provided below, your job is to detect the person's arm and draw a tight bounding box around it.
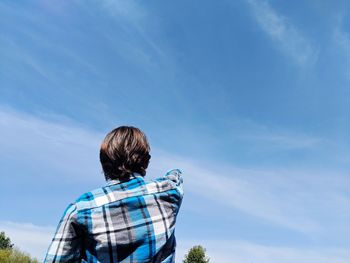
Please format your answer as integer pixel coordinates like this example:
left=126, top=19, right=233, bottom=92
left=44, top=203, right=83, bottom=262
left=163, top=168, right=184, bottom=197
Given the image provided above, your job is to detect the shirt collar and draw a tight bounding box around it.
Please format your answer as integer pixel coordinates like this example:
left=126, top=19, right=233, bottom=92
left=106, top=173, right=143, bottom=186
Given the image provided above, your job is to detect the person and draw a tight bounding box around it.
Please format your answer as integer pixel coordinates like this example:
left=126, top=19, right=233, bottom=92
left=44, top=126, right=184, bottom=262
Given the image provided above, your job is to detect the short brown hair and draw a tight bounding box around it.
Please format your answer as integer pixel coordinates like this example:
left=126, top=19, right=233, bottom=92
left=100, top=126, right=151, bottom=181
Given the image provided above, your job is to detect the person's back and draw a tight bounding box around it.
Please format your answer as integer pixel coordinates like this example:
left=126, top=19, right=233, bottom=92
left=44, top=126, right=184, bottom=263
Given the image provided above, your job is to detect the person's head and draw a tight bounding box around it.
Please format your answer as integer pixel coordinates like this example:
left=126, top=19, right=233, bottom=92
left=99, top=126, right=151, bottom=181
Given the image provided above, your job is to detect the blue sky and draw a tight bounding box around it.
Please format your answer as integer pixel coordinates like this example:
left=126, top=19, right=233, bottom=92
left=0, top=0, right=349, bottom=262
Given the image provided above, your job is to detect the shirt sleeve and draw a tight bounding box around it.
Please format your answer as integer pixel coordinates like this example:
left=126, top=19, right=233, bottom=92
left=44, top=203, right=83, bottom=262
left=164, top=168, right=184, bottom=197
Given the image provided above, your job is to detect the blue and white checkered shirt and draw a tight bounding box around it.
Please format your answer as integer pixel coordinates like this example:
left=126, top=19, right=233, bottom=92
left=44, top=169, right=184, bottom=263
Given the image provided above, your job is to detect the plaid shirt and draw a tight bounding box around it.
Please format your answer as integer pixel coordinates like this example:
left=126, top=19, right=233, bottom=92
left=44, top=169, right=183, bottom=263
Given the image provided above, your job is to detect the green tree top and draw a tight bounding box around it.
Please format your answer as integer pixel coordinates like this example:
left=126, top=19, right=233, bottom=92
left=0, top=232, right=13, bottom=250
left=183, top=245, right=210, bottom=263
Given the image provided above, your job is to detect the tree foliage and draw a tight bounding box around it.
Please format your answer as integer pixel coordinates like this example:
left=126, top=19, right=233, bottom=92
left=0, top=248, right=38, bottom=263
left=0, top=232, right=38, bottom=263
left=0, top=232, right=13, bottom=250
left=183, top=245, right=210, bottom=263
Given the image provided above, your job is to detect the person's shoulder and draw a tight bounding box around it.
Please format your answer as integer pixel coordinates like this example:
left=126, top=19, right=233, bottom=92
left=73, top=185, right=107, bottom=211
left=73, top=176, right=146, bottom=210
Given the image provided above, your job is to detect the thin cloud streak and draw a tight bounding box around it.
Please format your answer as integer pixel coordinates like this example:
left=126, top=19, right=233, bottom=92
left=94, top=0, right=166, bottom=65
left=333, top=16, right=350, bottom=79
left=232, top=121, right=329, bottom=150
left=0, top=108, right=349, bottom=235
left=0, top=107, right=102, bottom=182
left=0, top=108, right=349, bottom=262
left=244, top=134, right=322, bottom=149
left=246, top=0, right=318, bottom=66
left=154, top=151, right=349, bottom=234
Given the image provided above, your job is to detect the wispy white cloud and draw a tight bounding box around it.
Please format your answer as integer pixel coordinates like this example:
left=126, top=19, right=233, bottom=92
left=0, top=106, right=349, bottom=260
left=0, top=107, right=103, bottom=183
left=243, top=133, right=322, bottom=149
left=332, top=16, right=350, bottom=78
left=98, top=0, right=146, bottom=22
left=0, top=107, right=348, bottom=262
left=154, top=151, right=350, bottom=234
left=246, top=0, right=318, bottom=66
left=229, top=118, right=325, bottom=150
left=1, top=107, right=348, bottom=236
left=89, top=0, right=168, bottom=69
